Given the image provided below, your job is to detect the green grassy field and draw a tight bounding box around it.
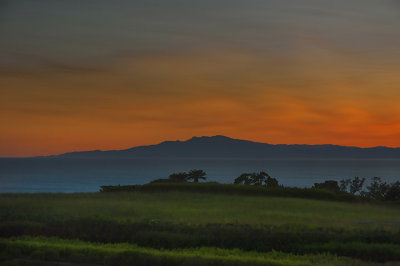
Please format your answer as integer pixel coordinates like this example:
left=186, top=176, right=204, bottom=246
left=1, top=186, right=400, bottom=265
left=1, top=192, right=399, bottom=227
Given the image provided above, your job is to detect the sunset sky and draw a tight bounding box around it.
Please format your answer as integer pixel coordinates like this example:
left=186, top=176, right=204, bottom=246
left=1, top=0, right=400, bottom=157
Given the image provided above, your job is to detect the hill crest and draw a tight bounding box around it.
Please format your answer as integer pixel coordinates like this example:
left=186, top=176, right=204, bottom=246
left=52, top=135, right=400, bottom=159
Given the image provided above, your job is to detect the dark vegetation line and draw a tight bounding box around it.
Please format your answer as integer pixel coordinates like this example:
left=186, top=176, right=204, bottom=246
left=100, top=170, right=400, bottom=202
left=1, top=219, right=400, bottom=262
left=100, top=183, right=359, bottom=202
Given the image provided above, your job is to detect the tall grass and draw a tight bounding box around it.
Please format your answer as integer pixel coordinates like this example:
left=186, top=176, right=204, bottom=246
left=0, top=236, right=392, bottom=266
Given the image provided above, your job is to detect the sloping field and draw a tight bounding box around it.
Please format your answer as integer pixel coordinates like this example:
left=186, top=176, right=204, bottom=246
left=1, top=187, right=399, bottom=265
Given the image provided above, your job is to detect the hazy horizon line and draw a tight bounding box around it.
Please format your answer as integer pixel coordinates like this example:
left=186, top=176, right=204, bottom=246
left=2, top=135, right=400, bottom=159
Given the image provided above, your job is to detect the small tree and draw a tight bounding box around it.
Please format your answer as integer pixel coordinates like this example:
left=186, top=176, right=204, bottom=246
left=169, top=172, right=188, bottom=182
left=364, top=177, right=389, bottom=200
left=187, top=169, right=207, bottom=183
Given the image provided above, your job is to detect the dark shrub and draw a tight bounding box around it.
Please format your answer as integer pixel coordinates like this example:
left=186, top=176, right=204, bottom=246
left=265, top=176, right=279, bottom=188
left=363, top=177, right=389, bottom=200
left=100, top=185, right=136, bottom=192
left=150, top=179, right=175, bottom=184
left=234, top=172, right=279, bottom=188
left=363, top=178, right=400, bottom=201
left=169, top=172, right=189, bottom=182
left=313, top=180, right=340, bottom=193
left=385, top=181, right=400, bottom=201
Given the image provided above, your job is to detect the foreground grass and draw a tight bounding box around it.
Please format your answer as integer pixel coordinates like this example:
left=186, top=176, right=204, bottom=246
left=1, top=190, right=400, bottom=264
left=1, top=192, right=399, bottom=227
left=0, top=236, right=395, bottom=266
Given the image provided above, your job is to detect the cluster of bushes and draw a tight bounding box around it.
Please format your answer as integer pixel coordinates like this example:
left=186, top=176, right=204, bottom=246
left=1, top=219, right=399, bottom=262
left=312, top=177, right=400, bottom=201
left=362, top=177, right=400, bottom=201
left=231, top=172, right=399, bottom=202
left=151, top=169, right=207, bottom=183
left=234, top=172, right=279, bottom=188
left=101, top=170, right=398, bottom=202
left=229, top=171, right=398, bottom=202
left=101, top=182, right=357, bottom=201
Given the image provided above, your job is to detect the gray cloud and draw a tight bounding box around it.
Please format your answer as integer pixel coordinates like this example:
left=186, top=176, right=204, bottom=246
left=1, top=0, right=399, bottom=70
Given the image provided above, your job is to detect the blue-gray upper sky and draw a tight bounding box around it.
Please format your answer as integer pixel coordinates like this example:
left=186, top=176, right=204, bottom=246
left=1, top=0, right=400, bottom=69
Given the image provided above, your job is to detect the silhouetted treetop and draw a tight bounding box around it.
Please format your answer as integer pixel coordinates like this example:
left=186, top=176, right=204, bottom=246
left=234, top=172, right=279, bottom=188
left=187, top=169, right=207, bottom=183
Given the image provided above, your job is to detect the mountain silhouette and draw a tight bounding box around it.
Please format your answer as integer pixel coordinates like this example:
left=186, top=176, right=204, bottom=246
left=52, top=135, right=400, bottom=159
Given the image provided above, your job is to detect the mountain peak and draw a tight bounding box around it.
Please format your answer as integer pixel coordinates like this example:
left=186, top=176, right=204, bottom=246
left=187, top=135, right=235, bottom=142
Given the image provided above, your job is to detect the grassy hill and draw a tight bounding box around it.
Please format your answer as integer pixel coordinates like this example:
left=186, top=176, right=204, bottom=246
left=1, top=183, right=400, bottom=265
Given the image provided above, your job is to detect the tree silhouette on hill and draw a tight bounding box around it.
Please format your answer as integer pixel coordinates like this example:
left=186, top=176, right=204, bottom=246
left=234, top=172, right=279, bottom=188
left=187, top=169, right=207, bottom=183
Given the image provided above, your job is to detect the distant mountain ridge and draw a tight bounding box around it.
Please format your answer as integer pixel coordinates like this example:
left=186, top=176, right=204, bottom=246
left=50, top=135, right=400, bottom=159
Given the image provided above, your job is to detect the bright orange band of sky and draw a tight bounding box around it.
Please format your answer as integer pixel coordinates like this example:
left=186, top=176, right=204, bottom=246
left=2, top=48, right=400, bottom=157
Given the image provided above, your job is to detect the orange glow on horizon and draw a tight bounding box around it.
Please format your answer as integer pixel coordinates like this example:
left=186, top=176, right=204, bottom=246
left=1, top=49, right=400, bottom=157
